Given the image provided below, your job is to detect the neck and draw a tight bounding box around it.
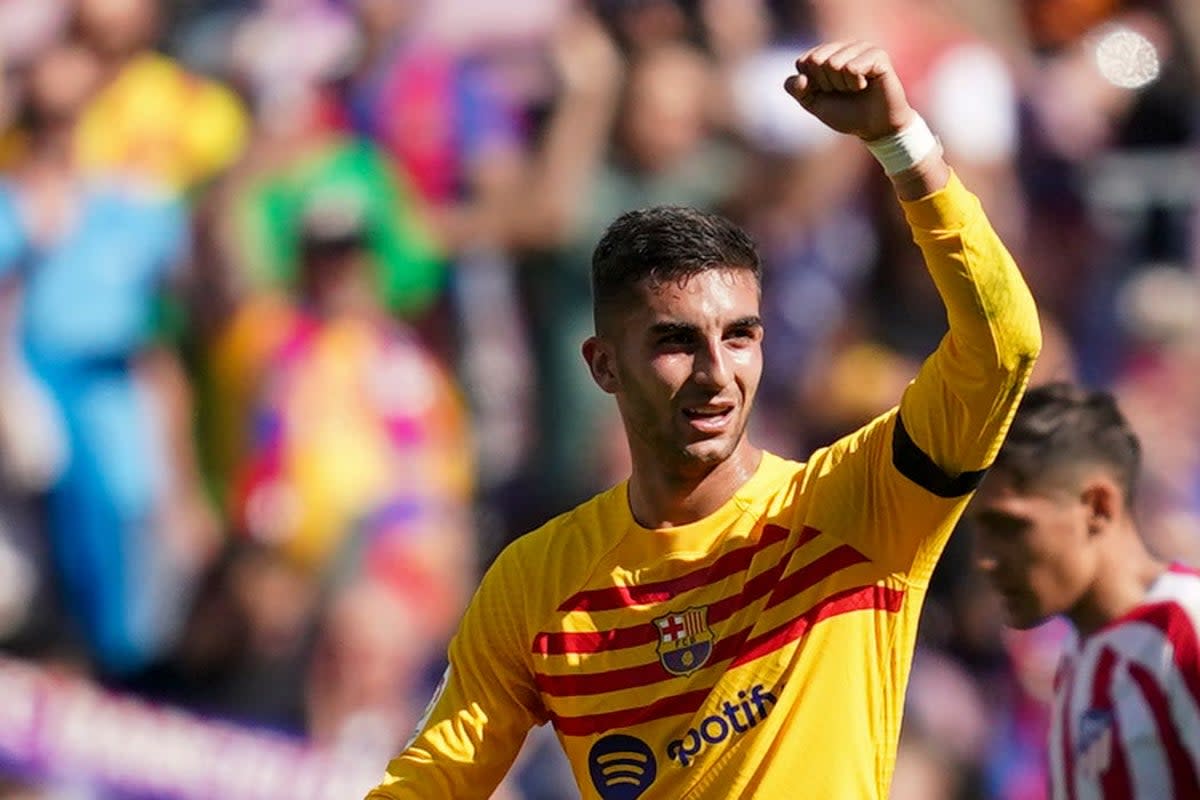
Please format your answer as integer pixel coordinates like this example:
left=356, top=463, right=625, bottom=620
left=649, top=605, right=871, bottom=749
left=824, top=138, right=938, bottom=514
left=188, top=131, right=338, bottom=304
left=312, top=273, right=382, bottom=320
left=627, top=443, right=762, bottom=529
left=1069, top=525, right=1168, bottom=636
left=98, top=50, right=134, bottom=81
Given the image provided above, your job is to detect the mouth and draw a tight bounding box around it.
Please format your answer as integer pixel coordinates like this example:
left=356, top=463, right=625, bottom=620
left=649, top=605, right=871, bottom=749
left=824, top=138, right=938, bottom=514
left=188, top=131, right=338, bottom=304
left=681, top=404, right=735, bottom=433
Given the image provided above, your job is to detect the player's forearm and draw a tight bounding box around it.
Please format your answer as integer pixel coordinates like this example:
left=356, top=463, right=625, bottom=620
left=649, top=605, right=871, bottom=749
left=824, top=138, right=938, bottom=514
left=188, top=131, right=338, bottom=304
left=900, top=171, right=1042, bottom=373
left=887, top=151, right=951, bottom=201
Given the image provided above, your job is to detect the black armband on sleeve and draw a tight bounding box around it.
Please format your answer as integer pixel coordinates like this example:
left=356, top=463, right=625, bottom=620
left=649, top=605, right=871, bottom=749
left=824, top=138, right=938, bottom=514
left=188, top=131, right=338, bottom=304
left=891, top=414, right=986, bottom=498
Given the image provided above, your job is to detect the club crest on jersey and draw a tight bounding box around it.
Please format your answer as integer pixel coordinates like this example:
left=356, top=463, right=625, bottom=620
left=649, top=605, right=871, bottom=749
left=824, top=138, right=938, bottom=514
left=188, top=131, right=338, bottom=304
left=1077, top=708, right=1114, bottom=778
left=653, top=606, right=715, bottom=676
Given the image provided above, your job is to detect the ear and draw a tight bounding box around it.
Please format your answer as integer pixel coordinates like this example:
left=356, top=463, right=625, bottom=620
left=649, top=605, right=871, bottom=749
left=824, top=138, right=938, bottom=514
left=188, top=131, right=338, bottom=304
left=582, top=336, right=620, bottom=395
left=1080, top=475, right=1123, bottom=537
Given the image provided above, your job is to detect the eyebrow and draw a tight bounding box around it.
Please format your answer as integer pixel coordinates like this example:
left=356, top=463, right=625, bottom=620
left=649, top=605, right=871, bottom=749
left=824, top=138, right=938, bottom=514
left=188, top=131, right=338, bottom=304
left=727, top=316, right=764, bottom=330
left=971, top=509, right=1026, bottom=529
left=648, top=321, right=698, bottom=338
left=647, top=316, right=763, bottom=337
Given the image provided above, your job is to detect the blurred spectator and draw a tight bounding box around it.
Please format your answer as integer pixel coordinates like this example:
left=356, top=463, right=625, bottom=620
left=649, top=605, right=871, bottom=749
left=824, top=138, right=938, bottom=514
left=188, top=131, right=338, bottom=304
left=208, top=191, right=477, bottom=743
left=592, top=0, right=695, bottom=55
left=224, top=191, right=473, bottom=589
left=1111, top=266, right=1200, bottom=558
left=226, top=139, right=443, bottom=318
left=345, top=0, right=527, bottom=250
left=0, top=0, right=70, bottom=69
left=905, top=648, right=991, bottom=768
left=73, top=0, right=249, bottom=193
left=422, top=0, right=564, bottom=52
left=227, top=0, right=361, bottom=122
left=200, top=86, right=445, bottom=494
left=981, top=621, right=1072, bottom=800
left=147, top=185, right=477, bottom=746
left=133, top=539, right=315, bottom=732
left=888, top=730, right=968, bottom=800
left=0, top=0, right=72, bottom=171
left=0, top=40, right=218, bottom=679
left=305, top=577, right=428, bottom=758
left=342, top=0, right=539, bottom=504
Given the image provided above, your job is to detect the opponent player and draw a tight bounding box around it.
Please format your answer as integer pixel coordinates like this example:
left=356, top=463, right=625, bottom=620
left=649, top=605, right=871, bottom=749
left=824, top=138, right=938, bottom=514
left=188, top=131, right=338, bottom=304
left=366, top=40, right=1042, bottom=799
left=971, top=383, right=1200, bottom=799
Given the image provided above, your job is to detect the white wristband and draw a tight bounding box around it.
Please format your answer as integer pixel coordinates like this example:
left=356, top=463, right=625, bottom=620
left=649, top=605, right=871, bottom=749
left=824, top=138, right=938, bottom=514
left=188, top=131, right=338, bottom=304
left=865, top=115, right=941, bottom=176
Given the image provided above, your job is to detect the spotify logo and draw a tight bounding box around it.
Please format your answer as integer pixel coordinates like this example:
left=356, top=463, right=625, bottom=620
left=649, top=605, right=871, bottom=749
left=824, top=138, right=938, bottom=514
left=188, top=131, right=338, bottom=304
left=588, top=733, right=657, bottom=799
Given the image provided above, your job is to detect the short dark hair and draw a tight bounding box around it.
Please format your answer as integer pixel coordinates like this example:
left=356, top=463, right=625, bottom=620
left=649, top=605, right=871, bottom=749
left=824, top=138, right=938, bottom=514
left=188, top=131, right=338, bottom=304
left=993, top=382, right=1142, bottom=503
left=591, top=206, right=761, bottom=333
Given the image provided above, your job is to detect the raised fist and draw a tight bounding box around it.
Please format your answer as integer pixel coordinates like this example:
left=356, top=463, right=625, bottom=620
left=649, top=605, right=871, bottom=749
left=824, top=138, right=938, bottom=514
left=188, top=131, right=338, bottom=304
left=784, top=41, right=916, bottom=142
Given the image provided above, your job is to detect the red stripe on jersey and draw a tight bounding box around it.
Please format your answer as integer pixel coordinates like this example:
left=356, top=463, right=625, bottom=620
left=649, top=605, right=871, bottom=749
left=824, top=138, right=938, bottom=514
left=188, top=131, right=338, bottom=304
left=533, top=527, right=839, bottom=656
left=549, top=687, right=714, bottom=737
left=547, top=586, right=903, bottom=735
left=763, top=545, right=868, bottom=611
left=730, top=584, right=904, bottom=668
left=536, top=582, right=898, bottom=696
left=1122, top=602, right=1200, bottom=707
left=555, top=524, right=799, bottom=613
left=1128, top=660, right=1200, bottom=799
left=535, top=627, right=753, bottom=697
left=1092, top=647, right=1132, bottom=798
left=1060, top=665, right=1078, bottom=800
left=533, top=625, right=646, bottom=656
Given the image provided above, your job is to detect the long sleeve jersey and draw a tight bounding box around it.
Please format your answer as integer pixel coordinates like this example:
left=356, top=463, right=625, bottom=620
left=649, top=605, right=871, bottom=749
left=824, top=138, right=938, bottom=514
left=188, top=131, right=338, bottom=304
left=366, top=172, right=1042, bottom=800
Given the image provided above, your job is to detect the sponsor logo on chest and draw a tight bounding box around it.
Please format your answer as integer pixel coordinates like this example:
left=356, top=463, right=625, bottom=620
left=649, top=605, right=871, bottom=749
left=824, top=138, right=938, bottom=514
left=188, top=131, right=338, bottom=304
left=667, top=684, right=777, bottom=767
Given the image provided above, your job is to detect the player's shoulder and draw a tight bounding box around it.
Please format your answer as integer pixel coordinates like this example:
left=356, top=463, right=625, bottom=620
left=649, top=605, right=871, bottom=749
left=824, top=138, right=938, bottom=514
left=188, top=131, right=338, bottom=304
left=1151, top=564, right=1200, bottom=619
left=1088, top=565, right=1200, bottom=689
left=1103, top=564, right=1200, bottom=657
left=758, top=449, right=807, bottom=476
left=794, top=408, right=897, bottom=479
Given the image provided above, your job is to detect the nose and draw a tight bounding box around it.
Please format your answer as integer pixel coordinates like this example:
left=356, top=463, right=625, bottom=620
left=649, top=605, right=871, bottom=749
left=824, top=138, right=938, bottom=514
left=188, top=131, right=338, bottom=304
left=972, top=533, right=998, bottom=574
left=969, top=527, right=998, bottom=573
left=693, top=338, right=732, bottom=388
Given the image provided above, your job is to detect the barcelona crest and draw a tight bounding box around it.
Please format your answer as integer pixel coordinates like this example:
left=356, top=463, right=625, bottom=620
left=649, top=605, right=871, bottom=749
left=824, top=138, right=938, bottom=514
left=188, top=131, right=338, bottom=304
left=653, top=606, right=715, bottom=676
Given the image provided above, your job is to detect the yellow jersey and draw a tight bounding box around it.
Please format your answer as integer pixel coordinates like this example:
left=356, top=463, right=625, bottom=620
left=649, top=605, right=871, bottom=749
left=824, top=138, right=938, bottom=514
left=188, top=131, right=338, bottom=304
left=366, top=173, right=1041, bottom=799
left=75, top=52, right=248, bottom=192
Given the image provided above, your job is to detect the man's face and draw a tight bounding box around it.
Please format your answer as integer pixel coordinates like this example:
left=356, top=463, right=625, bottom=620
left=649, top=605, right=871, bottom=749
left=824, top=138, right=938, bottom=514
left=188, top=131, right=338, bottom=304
left=77, top=0, right=157, bottom=57
left=968, top=471, right=1098, bottom=629
left=27, top=46, right=101, bottom=125
left=621, top=46, right=709, bottom=172
left=586, top=268, right=763, bottom=473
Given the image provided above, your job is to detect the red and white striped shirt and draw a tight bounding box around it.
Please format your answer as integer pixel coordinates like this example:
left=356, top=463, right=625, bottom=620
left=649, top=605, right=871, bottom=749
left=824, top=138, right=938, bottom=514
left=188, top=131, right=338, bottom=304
left=1050, top=564, right=1200, bottom=799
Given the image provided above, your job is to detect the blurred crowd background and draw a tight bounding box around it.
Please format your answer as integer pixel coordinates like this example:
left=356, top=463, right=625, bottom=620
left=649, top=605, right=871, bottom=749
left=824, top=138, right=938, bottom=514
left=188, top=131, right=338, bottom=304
left=0, top=0, right=1196, bottom=798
